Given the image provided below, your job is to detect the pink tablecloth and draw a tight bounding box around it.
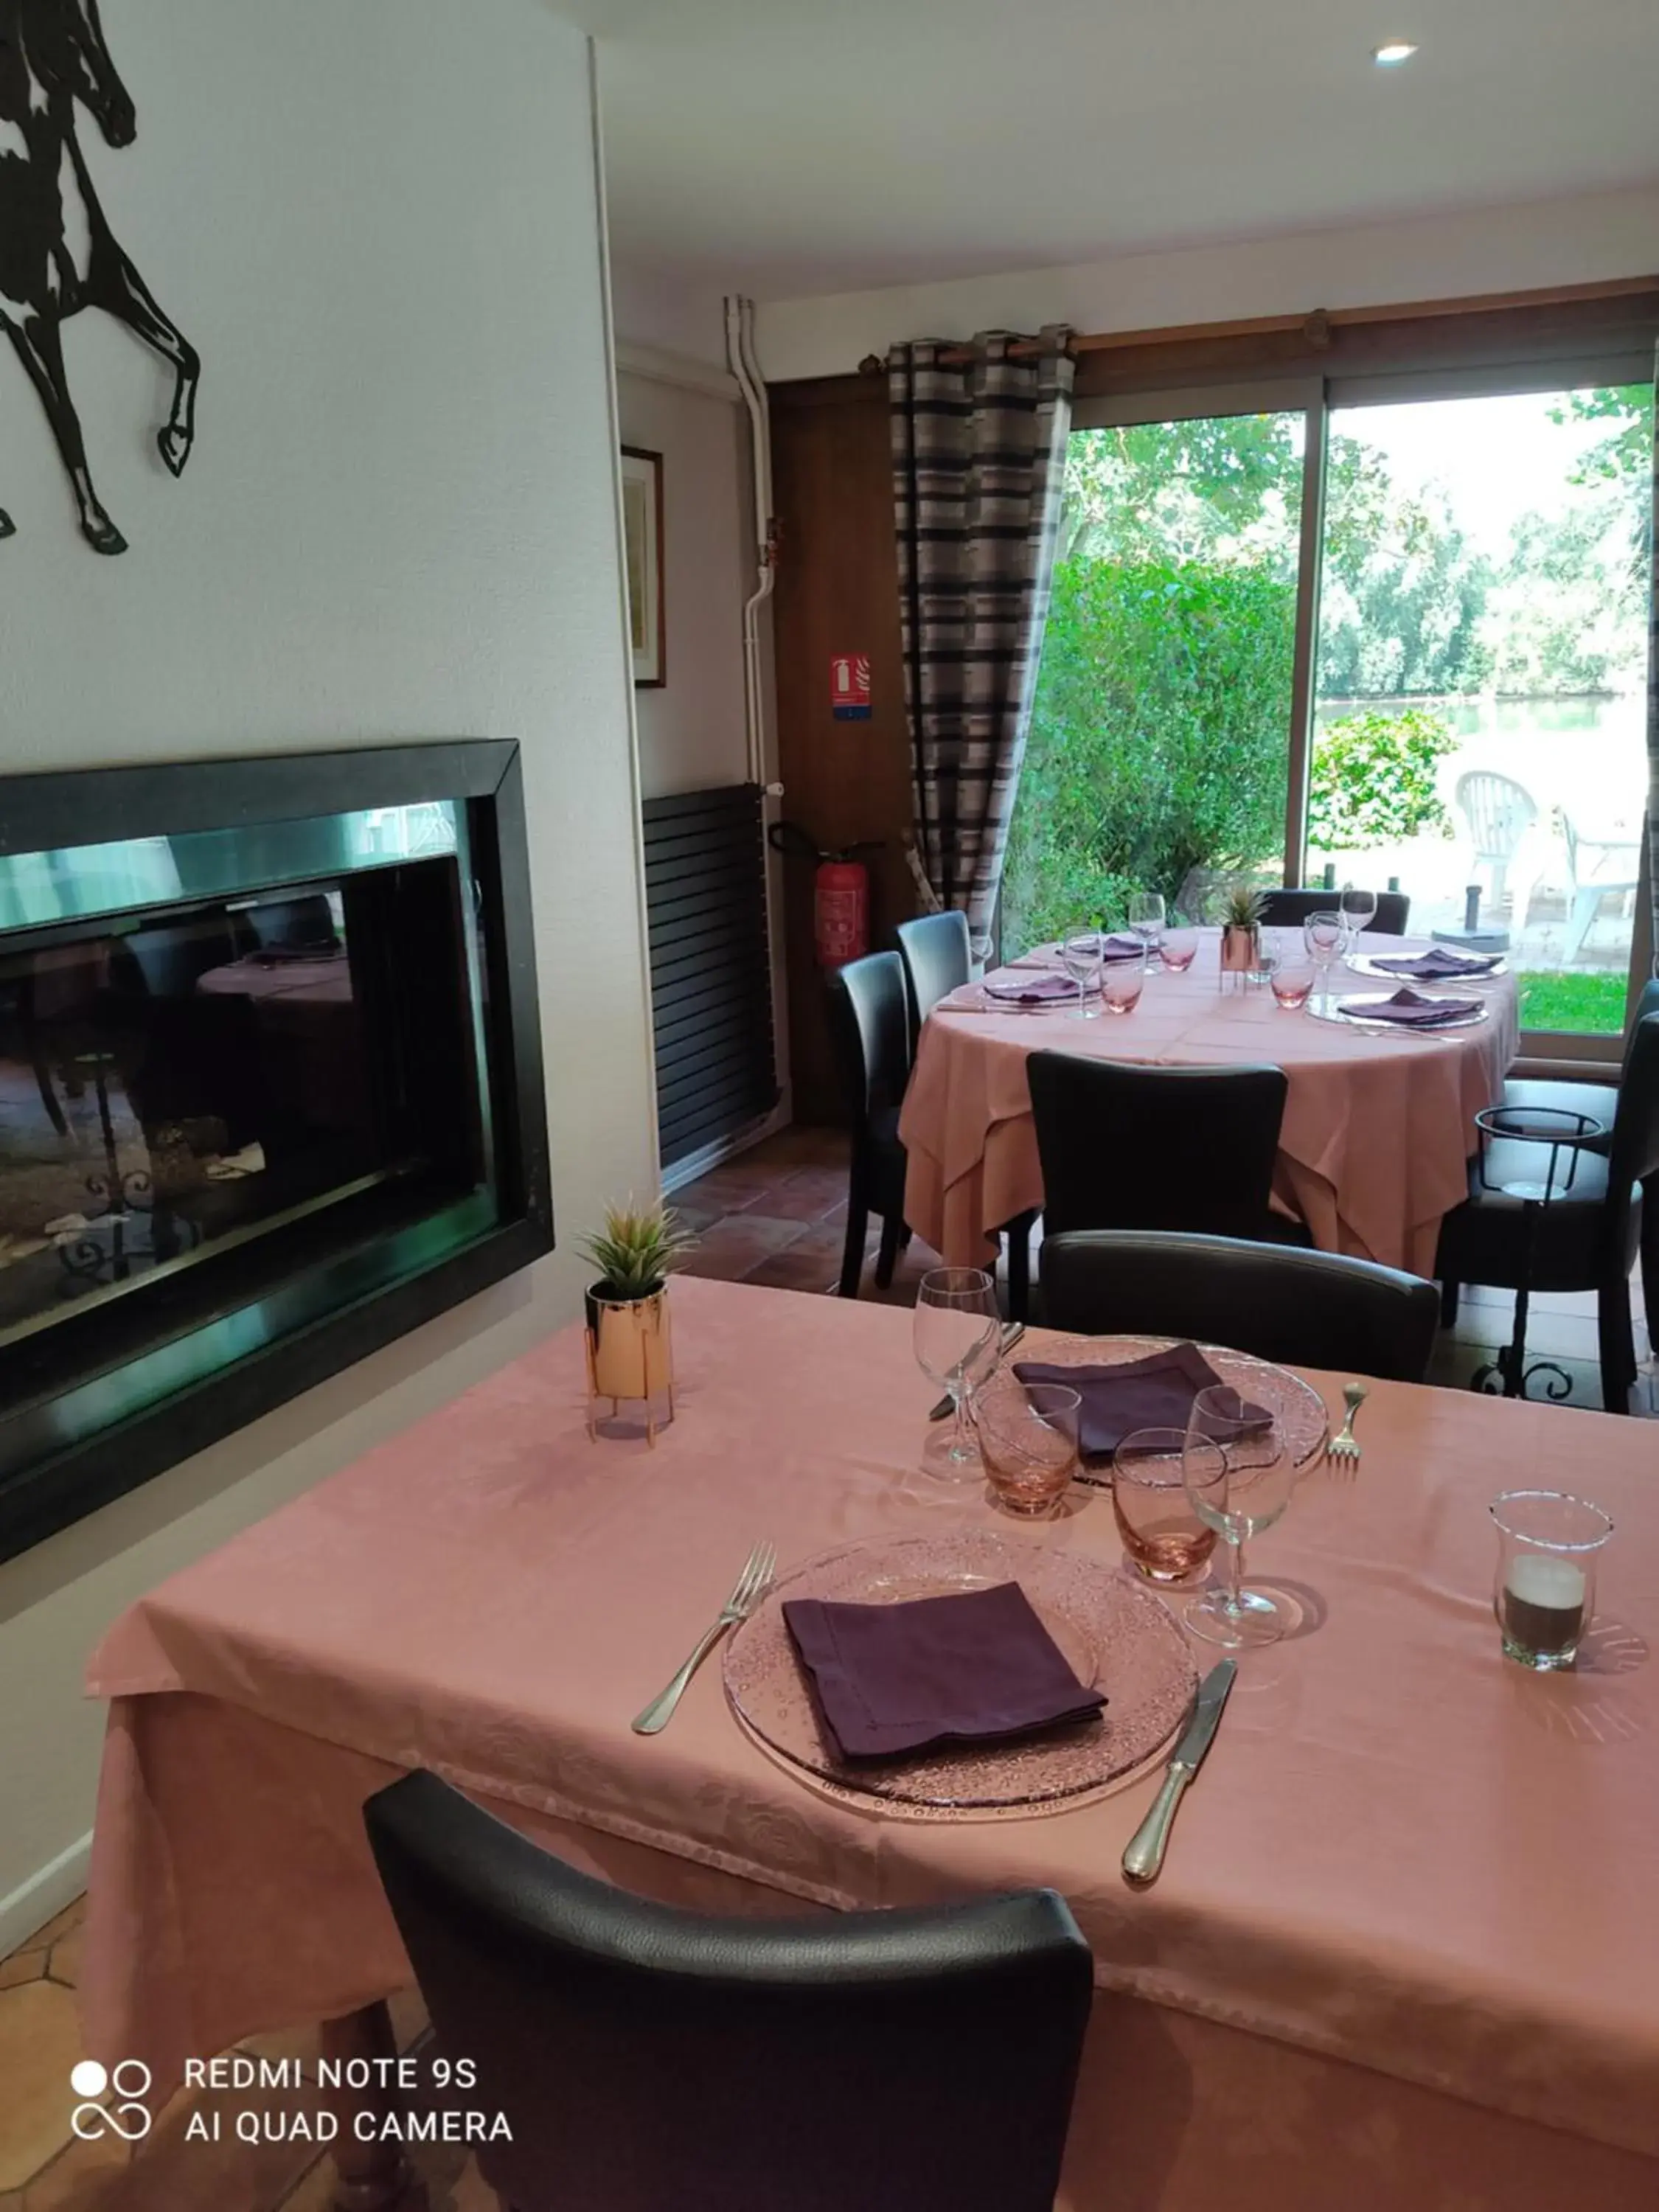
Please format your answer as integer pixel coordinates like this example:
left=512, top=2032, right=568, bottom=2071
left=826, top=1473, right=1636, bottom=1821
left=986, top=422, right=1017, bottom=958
left=83, top=1279, right=1659, bottom=2208
left=900, top=931, right=1519, bottom=1275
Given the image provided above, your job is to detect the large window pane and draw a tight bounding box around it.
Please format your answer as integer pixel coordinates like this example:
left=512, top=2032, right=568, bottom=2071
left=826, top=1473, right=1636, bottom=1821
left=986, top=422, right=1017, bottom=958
left=1310, top=384, right=1654, bottom=1035
left=1005, top=412, right=1304, bottom=947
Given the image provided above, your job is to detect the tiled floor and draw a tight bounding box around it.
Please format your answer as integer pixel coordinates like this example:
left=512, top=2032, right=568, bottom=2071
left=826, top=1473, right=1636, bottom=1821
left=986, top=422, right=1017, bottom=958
left=0, top=1896, right=485, bottom=2211
left=5, top=1126, right=1651, bottom=2208
left=675, top=1126, right=1656, bottom=1413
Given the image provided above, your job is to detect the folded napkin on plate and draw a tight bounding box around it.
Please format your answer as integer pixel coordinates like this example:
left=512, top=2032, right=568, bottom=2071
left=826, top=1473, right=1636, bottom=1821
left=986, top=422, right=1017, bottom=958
left=1098, top=933, right=1148, bottom=962
left=782, top=1581, right=1104, bottom=1761
left=1014, top=1342, right=1270, bottom=1463
left=1368, top=947, right=1500, bottom=979
left=1339, top=984, right=1481, bottom=1027
left=983, top=969, right=1093, bottom=1004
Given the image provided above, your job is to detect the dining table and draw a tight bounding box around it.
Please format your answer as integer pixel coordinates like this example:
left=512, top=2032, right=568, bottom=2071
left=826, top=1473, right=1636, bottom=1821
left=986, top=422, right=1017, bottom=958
left=899, top=928, right=1520, bottom=1279
left=80, top=1275, right=1659, bottom=2211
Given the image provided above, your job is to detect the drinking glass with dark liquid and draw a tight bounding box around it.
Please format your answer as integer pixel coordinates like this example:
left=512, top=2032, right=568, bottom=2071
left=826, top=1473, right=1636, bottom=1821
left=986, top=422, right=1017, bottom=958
left=1113, top=1428, right=1219, bottom=1582
left=1490, top=1490, right=1613, bottom=1671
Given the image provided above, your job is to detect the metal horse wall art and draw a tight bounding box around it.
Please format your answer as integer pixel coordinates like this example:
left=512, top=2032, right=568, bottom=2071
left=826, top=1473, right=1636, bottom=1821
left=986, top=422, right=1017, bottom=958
left=0, top=0, right=198, bottom=553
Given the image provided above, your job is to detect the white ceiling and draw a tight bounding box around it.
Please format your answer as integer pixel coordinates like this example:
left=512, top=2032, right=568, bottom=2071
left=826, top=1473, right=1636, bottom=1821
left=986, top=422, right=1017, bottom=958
left=574, top=0, right=1659, bottom=302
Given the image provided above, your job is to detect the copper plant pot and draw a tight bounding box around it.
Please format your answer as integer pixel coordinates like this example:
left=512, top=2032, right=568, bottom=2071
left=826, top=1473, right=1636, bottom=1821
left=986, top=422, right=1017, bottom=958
left=1220, top=923, right=1260, bottom=975
left=585, top=1281, right=673, bottom=1442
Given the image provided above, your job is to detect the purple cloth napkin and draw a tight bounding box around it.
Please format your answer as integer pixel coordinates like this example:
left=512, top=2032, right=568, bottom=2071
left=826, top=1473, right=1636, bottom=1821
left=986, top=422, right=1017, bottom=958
left=781, top=1581, right=1104, bottom=1762
left=1369, top=947, right=1500, bottom=978
left=983, top=969, right=1093, bottom=1004
left=1098, top=933, right=1147, bottom=962
left=1014, top=1343, right=1270, bottom=1463
left=1339, top=984, right=1482, bottom=1026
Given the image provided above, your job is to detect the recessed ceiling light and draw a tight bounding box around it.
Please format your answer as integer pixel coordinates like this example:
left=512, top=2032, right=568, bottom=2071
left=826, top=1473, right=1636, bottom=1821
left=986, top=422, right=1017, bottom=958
left=1373, top=41, right=1419, bottom=65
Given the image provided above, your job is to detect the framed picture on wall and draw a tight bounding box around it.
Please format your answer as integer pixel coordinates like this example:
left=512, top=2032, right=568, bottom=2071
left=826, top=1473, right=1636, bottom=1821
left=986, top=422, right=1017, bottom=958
left=620, top=445, right=666, bottom=686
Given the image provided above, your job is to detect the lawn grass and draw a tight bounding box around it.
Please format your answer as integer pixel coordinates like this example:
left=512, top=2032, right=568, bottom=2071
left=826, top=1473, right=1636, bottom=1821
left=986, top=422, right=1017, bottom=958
left=1515, top=970, right=1628, bottom=1036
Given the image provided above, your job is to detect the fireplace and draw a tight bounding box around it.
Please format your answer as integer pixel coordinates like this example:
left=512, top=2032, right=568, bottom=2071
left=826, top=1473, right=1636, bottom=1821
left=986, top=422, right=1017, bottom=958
left=0, top=743, right=550, bottom=1561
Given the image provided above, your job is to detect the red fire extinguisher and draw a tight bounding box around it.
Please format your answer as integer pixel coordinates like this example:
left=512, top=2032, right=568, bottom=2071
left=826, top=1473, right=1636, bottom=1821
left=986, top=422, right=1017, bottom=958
left=769, top=822, right=884, bottom=969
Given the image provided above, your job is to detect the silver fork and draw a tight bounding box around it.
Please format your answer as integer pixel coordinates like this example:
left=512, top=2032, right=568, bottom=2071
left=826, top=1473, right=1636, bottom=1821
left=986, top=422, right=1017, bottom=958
left=1326, top=1382, right=1368, bottom=1471
left=631, top=1540, right=776, bottom=1735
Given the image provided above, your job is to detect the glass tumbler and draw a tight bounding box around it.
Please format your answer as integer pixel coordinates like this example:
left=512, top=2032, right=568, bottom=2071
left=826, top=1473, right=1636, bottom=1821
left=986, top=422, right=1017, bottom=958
left=1112, top=1427, right=1218, bottom=1582
left=1490, top=1489, right=1613, bottom=1669
left=976, top=1374, right=1081, bottom=1517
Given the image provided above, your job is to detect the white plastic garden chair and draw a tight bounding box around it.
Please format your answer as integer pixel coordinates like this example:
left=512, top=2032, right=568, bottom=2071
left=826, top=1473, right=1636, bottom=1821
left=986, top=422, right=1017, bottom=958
left=1560, top=809, right=1643, bottom=962
left=1455, top=771, right=1540, bottom=925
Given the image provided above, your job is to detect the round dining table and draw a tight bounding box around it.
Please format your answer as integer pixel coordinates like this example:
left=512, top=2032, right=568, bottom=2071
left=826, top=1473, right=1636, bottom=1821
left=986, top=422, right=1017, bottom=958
left=898, top=928, right=1520, bottom=1278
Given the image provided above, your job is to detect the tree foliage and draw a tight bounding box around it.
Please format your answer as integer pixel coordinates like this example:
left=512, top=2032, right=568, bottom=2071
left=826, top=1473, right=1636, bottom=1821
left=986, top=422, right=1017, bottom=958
left=1003, top=556, right=1294, bottom=946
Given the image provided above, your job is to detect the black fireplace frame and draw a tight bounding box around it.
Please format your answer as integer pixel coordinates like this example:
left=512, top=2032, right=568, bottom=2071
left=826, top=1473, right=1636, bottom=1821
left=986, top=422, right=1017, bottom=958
left=0, top=741, right=552, bottom=1562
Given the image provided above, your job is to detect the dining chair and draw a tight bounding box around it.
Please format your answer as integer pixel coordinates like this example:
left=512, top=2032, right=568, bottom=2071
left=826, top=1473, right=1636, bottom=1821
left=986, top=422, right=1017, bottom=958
left=895, top=908, right=972, bottom=1039
left=1455, top=771, right=1539, bottom=925
left=1559, top=809, right=1642, bottom=964
left=827, top=950, right=912, bottom=1295
left=1434, top=1002, right=1659, bottom=1411
left=830, top=949, right=1034, bottom=1313
left=364, top=1770, right=1093, bottom=2212
left=1039, top=1229, right=1441, bottom=1382
left=1026, top=1053, right=1295, bottom=1245
left=1255, top=887, right=1411, bottom=935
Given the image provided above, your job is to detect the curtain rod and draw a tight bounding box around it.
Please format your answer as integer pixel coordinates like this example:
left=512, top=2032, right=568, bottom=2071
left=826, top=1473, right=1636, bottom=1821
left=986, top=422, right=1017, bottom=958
left=857, top=274, right=1659, bottom=372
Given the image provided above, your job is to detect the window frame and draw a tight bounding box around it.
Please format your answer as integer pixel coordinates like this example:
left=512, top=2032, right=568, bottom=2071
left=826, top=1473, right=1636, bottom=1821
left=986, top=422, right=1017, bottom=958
left=1065, top=341, right=1656, bottom=1060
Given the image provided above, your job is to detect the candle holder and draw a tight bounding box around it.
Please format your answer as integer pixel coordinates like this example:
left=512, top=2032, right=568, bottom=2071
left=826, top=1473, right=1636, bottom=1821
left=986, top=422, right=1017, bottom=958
left=1490, top=1489, right=1613, bottom=1671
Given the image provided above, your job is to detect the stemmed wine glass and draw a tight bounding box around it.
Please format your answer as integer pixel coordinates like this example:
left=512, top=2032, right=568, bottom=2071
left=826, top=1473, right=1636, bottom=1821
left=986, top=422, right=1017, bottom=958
left=1183, top=1388, right=1295, bottom=1648
left=1339, top=883, right=1378, bottom=954
left=914, top=1267, right=1003, bottom=1475
left=1128, top=891, right=1166, bottom=964
left=1302, top=910, right=1344, bottom=1012
left=1060, top=928, right=1104, bottom=1018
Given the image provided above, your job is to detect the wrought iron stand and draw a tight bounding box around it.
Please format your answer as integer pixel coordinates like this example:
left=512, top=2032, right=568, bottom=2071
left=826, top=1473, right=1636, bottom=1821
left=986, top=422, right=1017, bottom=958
left=1468, top=1104, right=1604, bottom=1402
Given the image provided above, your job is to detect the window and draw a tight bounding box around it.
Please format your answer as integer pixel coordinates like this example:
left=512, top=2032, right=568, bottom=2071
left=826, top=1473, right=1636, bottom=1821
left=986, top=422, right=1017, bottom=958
left=1006, top=334, right=1655, bottom=1059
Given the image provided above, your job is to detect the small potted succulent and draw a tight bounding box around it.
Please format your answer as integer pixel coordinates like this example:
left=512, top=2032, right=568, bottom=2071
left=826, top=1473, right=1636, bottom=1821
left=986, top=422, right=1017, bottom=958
left=1217, top=882, right=1267, bottom=976
left=580, top=1200, right=697, bottom=1434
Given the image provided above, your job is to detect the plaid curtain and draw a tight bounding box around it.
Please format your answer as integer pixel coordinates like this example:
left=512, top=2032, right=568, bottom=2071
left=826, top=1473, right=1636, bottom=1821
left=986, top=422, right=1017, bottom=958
left=889, top=328, right=1074, bottom=950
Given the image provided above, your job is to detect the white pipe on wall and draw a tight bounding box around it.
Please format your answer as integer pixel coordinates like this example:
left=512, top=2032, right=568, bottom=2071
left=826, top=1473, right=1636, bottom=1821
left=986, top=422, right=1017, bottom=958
left=726, top=295, right=778, bottom=793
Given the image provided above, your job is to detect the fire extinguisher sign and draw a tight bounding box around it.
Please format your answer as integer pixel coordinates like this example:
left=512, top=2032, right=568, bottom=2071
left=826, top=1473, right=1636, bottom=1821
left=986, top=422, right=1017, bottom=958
left=830, top=653, right=872, bottom=720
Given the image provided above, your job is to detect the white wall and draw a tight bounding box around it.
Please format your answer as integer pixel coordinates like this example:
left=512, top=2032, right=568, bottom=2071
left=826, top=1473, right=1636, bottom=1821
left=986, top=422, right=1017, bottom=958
left=755, top=184, right=1659, bottom=382
left=616, top=349, right=752, bottom=798
left=0, top=0, right=656, bottom=1934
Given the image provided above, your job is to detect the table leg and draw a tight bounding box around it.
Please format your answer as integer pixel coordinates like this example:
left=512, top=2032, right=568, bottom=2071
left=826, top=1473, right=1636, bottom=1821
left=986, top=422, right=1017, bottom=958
left=321, top=2003, right=424, bottom=2212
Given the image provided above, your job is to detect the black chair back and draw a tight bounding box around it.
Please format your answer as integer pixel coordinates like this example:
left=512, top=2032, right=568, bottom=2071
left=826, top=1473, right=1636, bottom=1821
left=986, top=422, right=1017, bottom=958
left=1027, top=1052, right=1288, bottom=1240
left=1256, top=887, right=1410, bottom=935
left=1610, top=1007, right=1659, bottom=1194
left=365, top=1772, right=1093, bottom=2212
left=1041, top=1229, right=1440, bottom=1381
left=896, top=911, right=973, bottom=1034
left=244, top=892, right=339, bottom=954
left=828, top=950, right=910, bottom=1130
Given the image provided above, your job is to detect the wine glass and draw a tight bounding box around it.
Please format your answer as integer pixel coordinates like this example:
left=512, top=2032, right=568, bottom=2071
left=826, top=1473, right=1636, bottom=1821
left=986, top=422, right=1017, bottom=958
left=914, top=1267, right=1002, bottom=1475
left=975, top=1374, right=1081, bottom=1517
left=1339, top=883, right=1378, bottom=954
left=1060, top=928, right=1103, bottom=1018
left=1183, top=1388, right=1295, bottom=1648
left=1128, top=891, right=1166, bottom=962
left=1302, top=910, right=1344, bottom=1012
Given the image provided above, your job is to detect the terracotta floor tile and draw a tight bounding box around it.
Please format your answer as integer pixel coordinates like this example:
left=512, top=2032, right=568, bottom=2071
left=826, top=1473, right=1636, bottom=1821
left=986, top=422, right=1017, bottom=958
left=27, top=1907, right=83, bottom=1955
left=43, top=1925, right=80, bottom=1992
left=19, top=2132, right=131, bottom=2212
left=678, top=1218, right=809, bottom=1281
left=733, top=1164, right=847, bottom=1221
left=0, top=1980, right=84, bottom=2191
left=0, top=1952, right=46, bottom=1994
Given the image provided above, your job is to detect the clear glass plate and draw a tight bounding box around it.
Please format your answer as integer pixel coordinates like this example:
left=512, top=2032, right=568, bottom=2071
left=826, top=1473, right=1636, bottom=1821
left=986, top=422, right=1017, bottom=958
left=1026, top=1333, right=1330, bottom=1485
left=1306, top=989, right=1489, bottom=1032
left=1347, top=952, right=1507, bottom=981
left=723, top=1530, right=1197, bottom=1822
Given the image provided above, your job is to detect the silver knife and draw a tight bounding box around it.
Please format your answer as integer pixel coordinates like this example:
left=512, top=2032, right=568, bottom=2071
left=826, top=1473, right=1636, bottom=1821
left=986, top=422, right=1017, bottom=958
left=928, top=1321, right=1026, bottom=1421
left=1121, top=1660, right=1237, bottom=1888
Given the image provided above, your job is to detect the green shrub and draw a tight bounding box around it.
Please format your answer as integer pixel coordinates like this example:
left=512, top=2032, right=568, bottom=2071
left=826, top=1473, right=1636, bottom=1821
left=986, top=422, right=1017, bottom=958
left=1004, top=555, right=1295, bottom=947
left=1307, top=708, right=1458, bottom=852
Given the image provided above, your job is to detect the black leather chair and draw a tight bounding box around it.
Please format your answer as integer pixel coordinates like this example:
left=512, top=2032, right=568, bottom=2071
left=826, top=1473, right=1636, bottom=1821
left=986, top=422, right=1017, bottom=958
left=1256, top=887, right=1410, bottom=935
left=895, top=910, right=973, bottom=1039
left=1026, top=1053, right=1294, bottom=1244
left=1040, top=1229, right=1441, bottom=1382
left=1435, top=1003, right=1659, bottom=1411
left=365, top=1770, right=1093, bottom=2212
left=827, top=951, right=912, bottom=1295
